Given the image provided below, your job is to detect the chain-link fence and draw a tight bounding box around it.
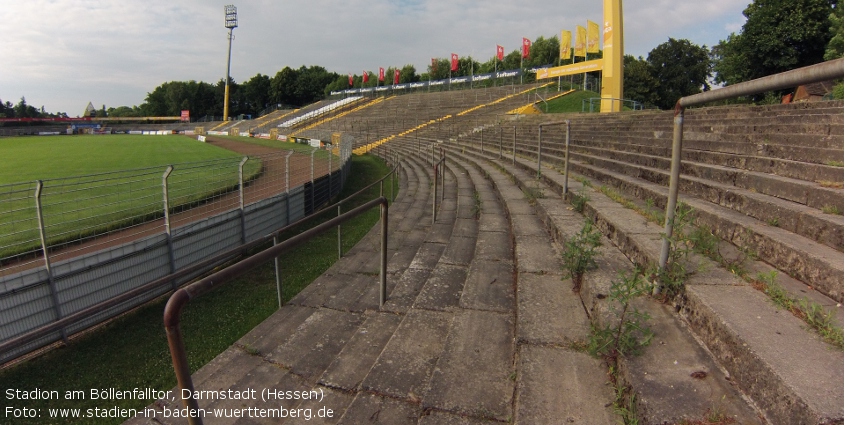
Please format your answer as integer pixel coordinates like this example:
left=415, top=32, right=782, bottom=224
left=0, top=135, right=353, bottom=363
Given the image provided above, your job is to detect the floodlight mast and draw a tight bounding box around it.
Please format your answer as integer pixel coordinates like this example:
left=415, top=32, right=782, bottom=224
left=223, top=5, right=238, bottom=122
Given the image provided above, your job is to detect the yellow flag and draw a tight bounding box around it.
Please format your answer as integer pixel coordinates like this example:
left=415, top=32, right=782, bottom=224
left=575, top=25, right=587, bottom=57
left=587, top=20, right=600, bottom=53
left=560, top=30, right=571, bottom=60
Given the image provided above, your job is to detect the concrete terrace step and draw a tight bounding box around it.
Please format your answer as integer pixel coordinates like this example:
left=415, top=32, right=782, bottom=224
left=521, top=141, right=844, bottom=250
left=443, top=149, right=618, bottom=422
left=452, top=141, right=844, bottom=424
left=446, top=146, right=762, bottom=424
left=460, top=129, right=845, bottom=299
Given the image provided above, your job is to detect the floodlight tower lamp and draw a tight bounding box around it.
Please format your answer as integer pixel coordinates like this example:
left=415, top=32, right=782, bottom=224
left=223, top=4, right=238, bottom=122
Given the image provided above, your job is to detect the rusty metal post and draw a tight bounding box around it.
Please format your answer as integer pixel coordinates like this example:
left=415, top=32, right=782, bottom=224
left=563, top=120, right=571, bottom=195
left=379, top=201, right=388, bottom=307
left=536, top=124, right=543, bottom=179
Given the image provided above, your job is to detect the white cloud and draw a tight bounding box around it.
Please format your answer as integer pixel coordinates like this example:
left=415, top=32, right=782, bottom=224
left=0, top=0, right=750, bottom=114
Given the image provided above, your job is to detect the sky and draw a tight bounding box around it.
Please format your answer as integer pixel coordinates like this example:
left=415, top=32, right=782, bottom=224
left=0, top=0, right=750, bottom=116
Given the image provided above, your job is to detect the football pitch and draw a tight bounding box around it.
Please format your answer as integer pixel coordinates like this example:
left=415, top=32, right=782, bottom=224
left=0, top=134, right=263, bottom=259
left=0, top=134, right=244, bottom=184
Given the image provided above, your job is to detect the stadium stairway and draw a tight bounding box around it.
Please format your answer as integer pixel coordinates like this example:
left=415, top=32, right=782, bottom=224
left=434, top=100, right=844, bottom=424
left=125, top=129, right=645, bottom=424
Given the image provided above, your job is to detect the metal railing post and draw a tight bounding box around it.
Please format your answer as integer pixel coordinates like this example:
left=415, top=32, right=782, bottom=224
left=440, top=150, right=445, bottom=204
left=34, top=181, right=67, bottom=343
left=536, top=125, right=543, bottom=179
left=238, top=156, right=249, bottom=244
left=379, top=201, right=388, bottom=307
left=563, top=120, right=571, bottom=195
left=480, top=127, right=484, bottom=154
left=433, top=162, right=439, bottom=225
left=499, top=127, right=503, bottom=159
left=512, top=126, right=516, bottom=165
left=337, top=204, right=342, bottom=259
left=657, top=109, right=686, bottom=290
left=274, top=235, right=282, bottom=309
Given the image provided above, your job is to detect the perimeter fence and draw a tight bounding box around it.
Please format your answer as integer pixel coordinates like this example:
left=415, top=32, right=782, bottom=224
left=0, top=135, right=353, bottom=363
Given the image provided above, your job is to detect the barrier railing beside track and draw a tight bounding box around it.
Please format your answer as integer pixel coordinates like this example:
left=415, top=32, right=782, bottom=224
left=0, top=136, right=355, bottom=364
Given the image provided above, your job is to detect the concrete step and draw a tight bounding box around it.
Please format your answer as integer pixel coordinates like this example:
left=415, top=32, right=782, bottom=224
left=447, top=147, right=620, bottom=423
left=458, top=143, right=843, bottom=424
left=508, top=134, right=844, bottom=302
left=450, top=146, right=764, bottom=424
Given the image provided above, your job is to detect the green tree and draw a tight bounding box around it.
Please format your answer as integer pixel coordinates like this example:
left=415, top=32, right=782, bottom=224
left=242, top=73, right=272, bottom=116
left=713, top=0, right=837, bottom=84
left=647, top=38, right=711, bottom=109
left=270, top=66, right=299, bottom=106
left=623, top=55, right=659, bottom=107
left=825, top=1, right=843, bottom=60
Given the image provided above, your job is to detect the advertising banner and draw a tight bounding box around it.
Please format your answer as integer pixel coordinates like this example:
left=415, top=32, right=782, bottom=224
left=331, top=68, right=522, bottom=95
left=587, top=20, right=600, bottom=53
left=575, top=26, right=587, bottom=57
left=497, top=45, right=504, bottom=61
left=560, top=30, right=571, bottom=60
left=379, top=67, right=385, bottom=81
left=522, top=38, right=531, bottom=58
left=451, top=53, right=459, bottom=71
left=180, top=110, right=190, bottom=122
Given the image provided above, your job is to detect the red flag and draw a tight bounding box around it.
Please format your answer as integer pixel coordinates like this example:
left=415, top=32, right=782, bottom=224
left=522, top=38, right=531, bottom=58
left=348, top=73, right=353, bottom=86
left=497, top=45, right=504, bottom=61
left=451, top=53, right=459, bottom=72
left=363, top=72, right=369, bottom=83
left=379, top=67, right=385, bottom=82
left=431, top=58, right=437, bottom=71
left=394, top=69, right=401, bottom=84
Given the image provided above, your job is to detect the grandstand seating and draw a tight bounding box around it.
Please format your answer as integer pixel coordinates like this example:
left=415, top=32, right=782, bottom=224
left=126, top=84, right=843, bottom=424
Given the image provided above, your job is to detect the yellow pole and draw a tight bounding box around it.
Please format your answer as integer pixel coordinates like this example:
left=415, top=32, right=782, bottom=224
left=600, top=0, right=623, bottom=113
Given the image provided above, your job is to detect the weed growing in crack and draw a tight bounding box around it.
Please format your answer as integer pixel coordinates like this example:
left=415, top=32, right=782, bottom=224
left=655, top=202, right=697, bottom=297
left=588, top=269, right=654, bottom=359
left=472, top=190, right=483, bottom=219
left=752, top=271, right=844, bottom=348
left=524, top=185, right=545, bottom=206
left=570, top=186, right=590, bottom=213
left=561, top=218, right=602, bottom=292
left=822, top=204, right=843, bottom=215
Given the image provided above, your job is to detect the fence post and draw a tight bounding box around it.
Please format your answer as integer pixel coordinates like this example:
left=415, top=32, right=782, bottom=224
left=274, top=235, right=282, bottom=309
left=563, top=120, right=572, bottom=195
left=480, top=127, right=484, bottom=154
left=238, top=156, right=249, bottom=244
left=328, top=150, right=333, bottom=200
left=284, top=151, right=293, bottom=227
left=512, top=126, right=516, bottom=165
left=34, top=181, right=68, bottom=344
left=162, top=166, right=178, bottom=290
left=310, top=148, right=317, bottom=211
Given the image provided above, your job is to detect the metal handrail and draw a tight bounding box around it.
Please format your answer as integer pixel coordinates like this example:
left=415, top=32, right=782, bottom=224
left=165, top=196, right=389, bottom=425
left=656, top=58, right=844, bottom=292
left=432, top=149, right=446, bottom=224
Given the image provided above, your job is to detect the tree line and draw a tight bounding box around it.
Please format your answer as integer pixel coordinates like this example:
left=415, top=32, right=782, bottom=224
left=2, top=0, right=841, bottom=121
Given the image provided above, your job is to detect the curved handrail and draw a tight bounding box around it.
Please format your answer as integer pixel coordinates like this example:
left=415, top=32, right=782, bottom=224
left=165, top=196, right=389, bottom=425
